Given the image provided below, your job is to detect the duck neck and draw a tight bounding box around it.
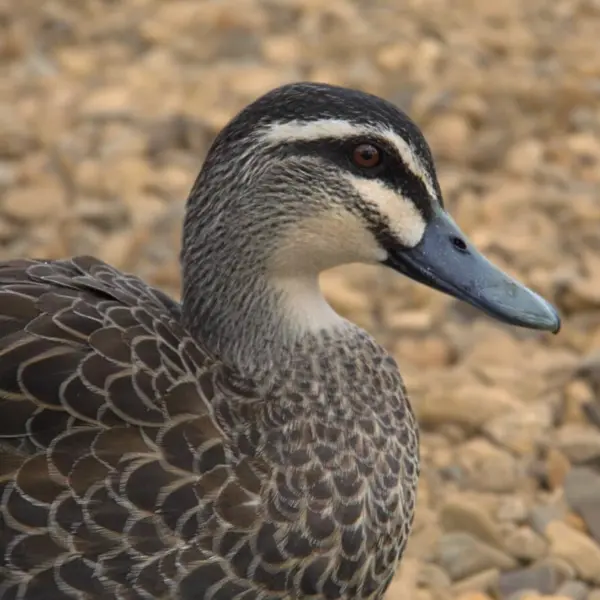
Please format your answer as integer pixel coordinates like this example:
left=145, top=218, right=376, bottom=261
left=180, top=233, right=349, bottom=377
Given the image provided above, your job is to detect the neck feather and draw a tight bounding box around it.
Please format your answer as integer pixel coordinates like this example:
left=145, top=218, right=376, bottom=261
left=181, top=249, right=349, bottom=374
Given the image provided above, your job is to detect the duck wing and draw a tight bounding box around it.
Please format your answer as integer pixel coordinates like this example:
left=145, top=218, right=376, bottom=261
left=0, top=256, right=266, bottom=599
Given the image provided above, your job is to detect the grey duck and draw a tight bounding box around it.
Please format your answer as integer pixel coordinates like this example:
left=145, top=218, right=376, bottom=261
left=0, top=83, right=560, bottom=599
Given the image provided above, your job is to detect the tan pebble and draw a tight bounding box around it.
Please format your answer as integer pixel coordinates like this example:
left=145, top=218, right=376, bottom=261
left=2, top=181, right=66, bottom=221
left=157, top=165, right=194, bottom=197
left=460, top=325, right=525, bottom=367
left=504, top=526, right=548, bottom=561
left=404, top=521, right=442, bottom=561
left=564, top=511, right=588, bottom=533
left=229, top=67, right=288, bottom=98
left=454, top=94, right=487, bottom=121
left=81, top=86, right=132, bottom=115
left=426, top=113, right=471, bottom=161
left=496, top=496, right=529, bottom=523
left=321, top=274, right=374, bottom=330
left=587, top=329, right=600, bottom=353
left=418, top=382, right=521, bottom=429
left=545, top=520, right=600, bottom=583
left=387, top=310, right=433, bottom=332
left=262, top=36, right=302, bottom=64
left=555, top=423, right=600, bottom=463
left=418, top=563, right=451, bottom=590
left=457, top=438, right=520, bottom=493
left=376, top=43, right=410, bottom=71
left=484, top=402, right=554, bottom=455
left=440, top=498, right=504, bottom=548
left=384, top=558, right=420, bottom=598
left=0, top=217, right=15, bottom=242
left=545, top=448, right=571, bottom=490
left=395, top=336, right=452, bottom=369
left=567, top=132, right=600, bottom=163
left=127, top=195, right=167, bottom=228
left=455, top=593, right=493, bottom=600
left=56, top=47, right=96, bottom=75
left=563, top=380, right=595, bottom=424
left=413, top=39, right=443, bottom=78
left=99, top=233, right=138, bottom=271
left=415, top=590, right=435, bottom=600
left=452, top=569, right=499, bottom=595
left=111, top=157, right=153, bottom=198
left=505, top=139, right=544, bottom=175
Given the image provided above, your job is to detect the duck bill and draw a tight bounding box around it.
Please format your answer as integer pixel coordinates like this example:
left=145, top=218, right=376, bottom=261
left=384, top=211, right=561, bottom=333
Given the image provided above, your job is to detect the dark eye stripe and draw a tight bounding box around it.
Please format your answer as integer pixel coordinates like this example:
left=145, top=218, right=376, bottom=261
left=276, top=137, right=436, bottom=220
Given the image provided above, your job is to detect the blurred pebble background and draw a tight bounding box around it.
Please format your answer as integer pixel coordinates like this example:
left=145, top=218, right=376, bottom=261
left=1, top=1, right=600, bottom=599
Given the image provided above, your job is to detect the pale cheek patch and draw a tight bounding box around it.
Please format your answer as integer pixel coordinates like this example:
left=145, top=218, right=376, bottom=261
left=347, top=176, right=426, bottom=248
left=268, top=209, right=387, bottom=277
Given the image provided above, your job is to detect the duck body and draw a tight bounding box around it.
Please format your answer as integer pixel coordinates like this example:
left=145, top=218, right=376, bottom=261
left=0, top=82, right=559, bottom=599
left=0, top=257, right=417, bottom=599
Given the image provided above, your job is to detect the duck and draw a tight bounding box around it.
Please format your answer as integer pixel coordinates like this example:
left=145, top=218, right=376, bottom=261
left=0, top=82, right=560, bottom=600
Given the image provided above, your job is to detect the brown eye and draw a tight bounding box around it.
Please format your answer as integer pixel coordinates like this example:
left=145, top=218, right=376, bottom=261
left=352, top=143, right=381, bottom=168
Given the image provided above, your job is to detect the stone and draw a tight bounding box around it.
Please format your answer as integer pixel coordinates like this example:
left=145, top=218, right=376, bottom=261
left=384, top=558, right=420, bottom=600
left=564, top=512, right=588, bottom=533
left=583, top=402, right=600, bottom=431
left=563, top=380, right=596, bottom=425
left=497, top=497, right=530, bottom=524
left=456, top=438, right=520, bottom=493
left=418, top=563, right=452, bottom=592
left=564, top=467, right=600, bottom=544
left=404, top=520, right=443, bottom=561
left=535, top=558, right=577, bottom=582
left=426, top=113, right=472, bottom=162
left=555, top=424, right=600, bottom=464
left=261, top=36, right=303, bottom=65
left=452, top=569, right=500, bottom=595
left=2, top=181, right=67, bottom=222
left=387, top=309, right=433, bottom=332
left=417, top=382, right=522, bottom=429
left=484, top=402, right=554, bottom=455
left=504, top=527, right=549, bottom=561
left=544, top=520, right=600, bottom=583
left=437, top=532, right=517, bottom=581
left=395, top=335, right=453, bottom=369
left=80, top=86, right=133, bottom=116
left=505, top=139, right=544, bottom=176
left=577, top=353, right=600, bottom=397
left=456, top=593, right=494, bottom=600
left=554, top=581, right=589, bottom=600
left=530, top=502, right=569, bottom=536
left=497, top=564, right=569, bottom=598
left=520, top=596, right=573, bottom=600
left=545, top=448, right=571, bottom=490
left=439, top=498, right=505, bottom=549
left=376, top=43, right=410, bottom=71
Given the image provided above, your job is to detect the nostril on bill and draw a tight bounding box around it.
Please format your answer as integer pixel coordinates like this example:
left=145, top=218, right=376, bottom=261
left=450, top=236, right=468, bottom=253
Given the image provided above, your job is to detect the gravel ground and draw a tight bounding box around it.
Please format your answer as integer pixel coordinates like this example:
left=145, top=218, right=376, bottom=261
left=2, top=1, right=600, bottom=599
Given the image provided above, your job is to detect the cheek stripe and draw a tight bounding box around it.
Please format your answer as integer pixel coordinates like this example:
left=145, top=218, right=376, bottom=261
left=345, top=176, right=426, bottom=248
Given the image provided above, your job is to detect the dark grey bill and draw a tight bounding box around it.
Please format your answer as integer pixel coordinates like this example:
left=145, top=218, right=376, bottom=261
left=384, top=210, right=561, bottom=333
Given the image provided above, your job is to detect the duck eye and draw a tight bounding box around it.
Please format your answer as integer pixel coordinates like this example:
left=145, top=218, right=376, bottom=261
left=352, top=143, right=382, bottom=169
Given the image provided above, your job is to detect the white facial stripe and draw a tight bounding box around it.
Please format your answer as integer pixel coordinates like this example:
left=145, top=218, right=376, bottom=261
left=346, top=175, right=426, bottom=248
left=260, top=118, right=439, bottom=202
